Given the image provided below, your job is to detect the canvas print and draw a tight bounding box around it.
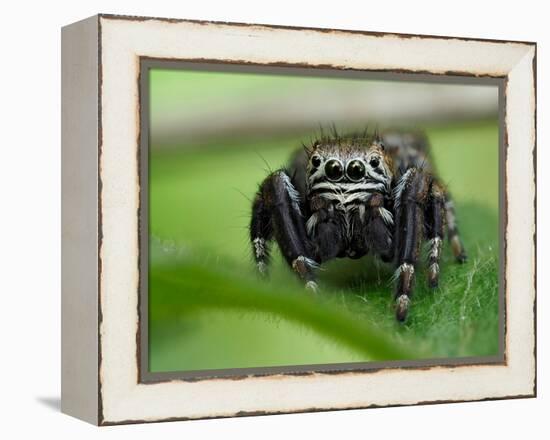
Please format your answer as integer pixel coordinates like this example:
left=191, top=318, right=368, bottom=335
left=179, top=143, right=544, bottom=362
left=145, top=65, right=501, bottom=375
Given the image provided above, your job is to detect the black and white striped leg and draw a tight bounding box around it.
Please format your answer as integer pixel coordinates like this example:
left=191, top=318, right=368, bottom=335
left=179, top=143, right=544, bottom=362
left=393, top=168, right=428, bottom=321
left=250, top=194, right=273, bottom=276
left=425, top=181, right=445, bottom=288
left=445, top=196, right=467, bottom=263
left=250, top=170, right=319, bottom=291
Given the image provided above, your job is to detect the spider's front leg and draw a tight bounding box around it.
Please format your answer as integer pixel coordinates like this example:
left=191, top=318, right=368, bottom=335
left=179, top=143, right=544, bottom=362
left=250, top=170, right=319, bottom=291
left=392, top=168, right=432, bottom=321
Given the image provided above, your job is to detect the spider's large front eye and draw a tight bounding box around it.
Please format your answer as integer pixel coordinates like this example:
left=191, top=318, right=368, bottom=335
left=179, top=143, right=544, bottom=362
left=346, top=159, right=366, bottom=182
left=325, top=159, right=344, bottom=181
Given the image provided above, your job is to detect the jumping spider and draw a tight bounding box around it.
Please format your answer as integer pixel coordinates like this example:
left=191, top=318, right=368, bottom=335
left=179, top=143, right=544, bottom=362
left=250, top=128, right=467, bottom=321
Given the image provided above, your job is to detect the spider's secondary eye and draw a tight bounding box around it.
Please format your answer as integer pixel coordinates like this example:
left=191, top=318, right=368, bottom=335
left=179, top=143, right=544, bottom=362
left=311, top=155, right=322, bottom=168
left=369, top=156, right=380, bottom=168
left=325, top=159, right=344, bottom=181
left=346, top=159, right=366, bottom=181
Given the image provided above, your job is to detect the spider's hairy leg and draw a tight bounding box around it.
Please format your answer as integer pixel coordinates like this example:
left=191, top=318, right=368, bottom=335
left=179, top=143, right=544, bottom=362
left=250, top=193, right=273, bottom=276
left=250, top=170, right=319, bottom=291
left=445, top=194, right=468, bottom=264
left=425, top=180, right=446, bottom=288
left=393, top=168, right=429, bottom=321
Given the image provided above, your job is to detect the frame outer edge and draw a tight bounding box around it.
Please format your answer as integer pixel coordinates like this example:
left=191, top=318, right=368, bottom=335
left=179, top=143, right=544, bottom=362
left=95, top=15, right=537, bottom=424
left=61, top=14, right=100, bottom=425
left=97, top=12, right=537, bottom=46
left=533, top=44, right=537, bottom=398
left=504, top=45, right=537, bottom=397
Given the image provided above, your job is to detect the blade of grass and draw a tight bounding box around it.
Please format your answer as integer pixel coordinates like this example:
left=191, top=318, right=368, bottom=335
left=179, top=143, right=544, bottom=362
left=151, top=262, right=420, bottom=361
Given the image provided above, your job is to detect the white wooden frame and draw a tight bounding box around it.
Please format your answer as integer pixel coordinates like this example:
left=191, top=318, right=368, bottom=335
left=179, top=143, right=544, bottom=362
left=61, top=14, right=536, bottom=425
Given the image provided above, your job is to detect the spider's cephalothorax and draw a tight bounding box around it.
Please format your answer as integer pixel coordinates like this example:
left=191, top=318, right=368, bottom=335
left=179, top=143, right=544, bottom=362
left=250, top=129, right=467, bottom=321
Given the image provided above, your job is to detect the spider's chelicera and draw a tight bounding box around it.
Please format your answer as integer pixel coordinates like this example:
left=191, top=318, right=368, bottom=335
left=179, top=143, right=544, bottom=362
left=250, top=128, right=467, bottom=321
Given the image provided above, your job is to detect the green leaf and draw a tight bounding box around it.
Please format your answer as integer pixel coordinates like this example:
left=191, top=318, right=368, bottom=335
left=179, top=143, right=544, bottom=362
left=150, top=261, right=418, bottom=362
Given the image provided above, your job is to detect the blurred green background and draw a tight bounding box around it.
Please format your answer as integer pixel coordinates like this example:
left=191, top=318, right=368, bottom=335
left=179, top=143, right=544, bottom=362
left=148, top=68, right=500, bottom=373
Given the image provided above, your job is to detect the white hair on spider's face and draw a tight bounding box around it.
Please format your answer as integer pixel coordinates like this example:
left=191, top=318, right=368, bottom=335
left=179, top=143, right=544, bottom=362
left=305, top=142, right=393, bottom=214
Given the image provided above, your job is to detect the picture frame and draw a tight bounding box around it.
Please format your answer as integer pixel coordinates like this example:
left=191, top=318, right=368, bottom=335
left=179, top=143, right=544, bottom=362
left=61, top=13, right=536, bottom=425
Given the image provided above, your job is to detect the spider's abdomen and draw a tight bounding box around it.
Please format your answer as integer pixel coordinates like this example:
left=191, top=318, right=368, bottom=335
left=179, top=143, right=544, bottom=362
left=382, top=131, right=434, bottom=176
